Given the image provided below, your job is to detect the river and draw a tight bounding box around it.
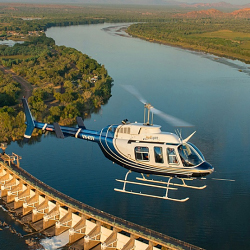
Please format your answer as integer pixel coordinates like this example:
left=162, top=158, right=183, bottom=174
left=1, top=23, right=250, bottom=250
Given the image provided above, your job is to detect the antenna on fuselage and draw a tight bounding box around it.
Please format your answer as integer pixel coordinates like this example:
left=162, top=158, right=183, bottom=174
left=175, top=129, right=183, bottom=141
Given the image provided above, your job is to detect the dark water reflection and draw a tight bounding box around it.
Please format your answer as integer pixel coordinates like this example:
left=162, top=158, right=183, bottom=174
left=2, top=23, right=250, bottom=249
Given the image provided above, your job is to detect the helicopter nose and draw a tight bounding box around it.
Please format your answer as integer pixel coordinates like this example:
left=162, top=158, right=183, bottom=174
left=207, top=162, right=214, bottom=174
left=198, top=161, right=214, bottom=174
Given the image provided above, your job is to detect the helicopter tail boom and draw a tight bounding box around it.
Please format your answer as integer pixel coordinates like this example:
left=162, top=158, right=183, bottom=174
left=22, top=97, right=101, bottom=142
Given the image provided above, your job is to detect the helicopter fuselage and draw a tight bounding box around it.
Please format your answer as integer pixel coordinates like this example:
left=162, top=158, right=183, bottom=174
left=22, top=96, right=214, bottom=201
left=33, top=121, right=213, bottom=178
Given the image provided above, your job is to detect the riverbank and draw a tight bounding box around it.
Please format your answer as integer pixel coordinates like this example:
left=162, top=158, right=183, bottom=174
left=129, top=32, right=250, bottom=64
left=126, top=21, right=250, bottom=65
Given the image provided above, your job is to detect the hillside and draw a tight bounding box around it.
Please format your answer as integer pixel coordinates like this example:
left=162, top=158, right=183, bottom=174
left=174, top=8, right=225, bottom=18
left=180, top=1, right=250, bottom=9
left=174, top=7, right=250, bottom=18
left=231, top=8, right=250, bottom=18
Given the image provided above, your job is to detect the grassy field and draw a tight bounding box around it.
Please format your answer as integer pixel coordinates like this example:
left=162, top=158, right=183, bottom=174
left=198, top=29, right=250, bottom=49
left=200, top=30, right=250, bottom=39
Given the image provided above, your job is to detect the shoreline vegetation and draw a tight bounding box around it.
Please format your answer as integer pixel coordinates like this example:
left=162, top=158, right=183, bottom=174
left=0, top=5, right=115, bottom=142
left=0, top=36, right=113, bottom=142
left=0, top=3, right=250, bottom=143
left=126, top=20, right=250, bottom=64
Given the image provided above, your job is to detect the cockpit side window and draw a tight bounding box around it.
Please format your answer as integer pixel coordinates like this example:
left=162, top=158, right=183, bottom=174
left=167, top=148, right=179, bottom=165
left=178, top=144, right=203, bottom=167
left=135, top=146, right=149, bottom=161
left=154, top=147, right=164, bottom=163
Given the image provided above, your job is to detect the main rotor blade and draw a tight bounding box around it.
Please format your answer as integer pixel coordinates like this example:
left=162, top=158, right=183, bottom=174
left=121, top=85, right=147, bottom=104
left=151, top=107, right=193, bottom=127
left=121, top=84, right=193, bottom=127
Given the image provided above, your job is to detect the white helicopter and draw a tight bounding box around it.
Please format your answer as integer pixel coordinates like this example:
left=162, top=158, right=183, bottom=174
left=22, top=85, right=214, bottom=202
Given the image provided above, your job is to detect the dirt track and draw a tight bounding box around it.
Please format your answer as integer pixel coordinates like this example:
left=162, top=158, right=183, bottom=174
left=0, top=65, right=33, bottom=99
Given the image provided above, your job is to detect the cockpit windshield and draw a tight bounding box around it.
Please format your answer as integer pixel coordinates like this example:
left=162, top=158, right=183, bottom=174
left=178, top=143, right=203, bottom=167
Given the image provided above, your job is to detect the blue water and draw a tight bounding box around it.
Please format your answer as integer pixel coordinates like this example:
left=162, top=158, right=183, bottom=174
left=2, top=23, right=250, bottom=249
left=0, top=201, right=29, bottom=249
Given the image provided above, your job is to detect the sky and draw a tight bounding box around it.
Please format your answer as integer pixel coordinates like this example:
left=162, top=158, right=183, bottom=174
left=1, top=0, right=250, bottom=6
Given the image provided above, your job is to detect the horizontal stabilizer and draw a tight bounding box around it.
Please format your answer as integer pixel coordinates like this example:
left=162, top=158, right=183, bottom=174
left=76, top=117, right=86, bottom=129
left=22, top=98, right=35, bottom=140
left=53, top=123, right=64, bottom=139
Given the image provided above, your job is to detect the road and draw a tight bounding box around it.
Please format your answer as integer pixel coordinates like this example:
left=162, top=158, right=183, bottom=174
left=0, top=65, right=33, bottom=99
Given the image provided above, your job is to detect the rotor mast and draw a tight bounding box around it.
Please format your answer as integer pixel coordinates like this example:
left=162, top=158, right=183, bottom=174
left=144, top=103, right=154, bottom=125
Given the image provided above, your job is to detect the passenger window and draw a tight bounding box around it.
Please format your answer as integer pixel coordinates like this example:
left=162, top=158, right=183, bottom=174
left=154, top=147, right=164, bottom=163
left=135, top=147, right=149, bottom=161
left=167, top=148, right=178, bottom=165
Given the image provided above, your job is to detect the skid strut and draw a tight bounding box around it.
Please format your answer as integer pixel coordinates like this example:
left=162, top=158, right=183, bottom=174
left=136, top=175, right=207, bottom=190
left=114, top=171, right=192, bottom=202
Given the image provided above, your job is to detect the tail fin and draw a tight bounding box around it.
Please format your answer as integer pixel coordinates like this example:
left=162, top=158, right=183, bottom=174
left=22, top=97, right=35, bottom=139
left=76, top=117, right=86, bottom=129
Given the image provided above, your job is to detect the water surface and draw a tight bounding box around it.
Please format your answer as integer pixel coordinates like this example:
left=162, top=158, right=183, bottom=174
left=0, top=40, right=24, bottom=46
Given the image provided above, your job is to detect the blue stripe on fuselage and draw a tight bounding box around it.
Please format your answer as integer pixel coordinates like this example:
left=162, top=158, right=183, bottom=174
left=34, top=121, right=101, bottom=142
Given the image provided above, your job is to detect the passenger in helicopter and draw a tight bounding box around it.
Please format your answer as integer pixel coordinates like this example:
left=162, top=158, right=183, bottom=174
left=155, top=153, right=163, bottom=163
left=154, top=147, right=164, bottom=163
left=143, top=153, right=149, bottom=160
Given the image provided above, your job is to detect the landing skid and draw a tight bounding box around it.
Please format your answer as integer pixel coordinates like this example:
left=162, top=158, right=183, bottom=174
left=114, top=188, right=189, bottom=202
left=114, top=171, right=207, bottom=202
left=136, top=176, right=207, bottom=190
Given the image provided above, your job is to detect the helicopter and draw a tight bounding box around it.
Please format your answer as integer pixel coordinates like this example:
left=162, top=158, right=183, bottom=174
left=22, top=85, right=214, bottom=202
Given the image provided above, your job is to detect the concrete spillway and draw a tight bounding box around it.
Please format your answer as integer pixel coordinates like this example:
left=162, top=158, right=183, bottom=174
left=0, top=152, right=203, bottom=250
